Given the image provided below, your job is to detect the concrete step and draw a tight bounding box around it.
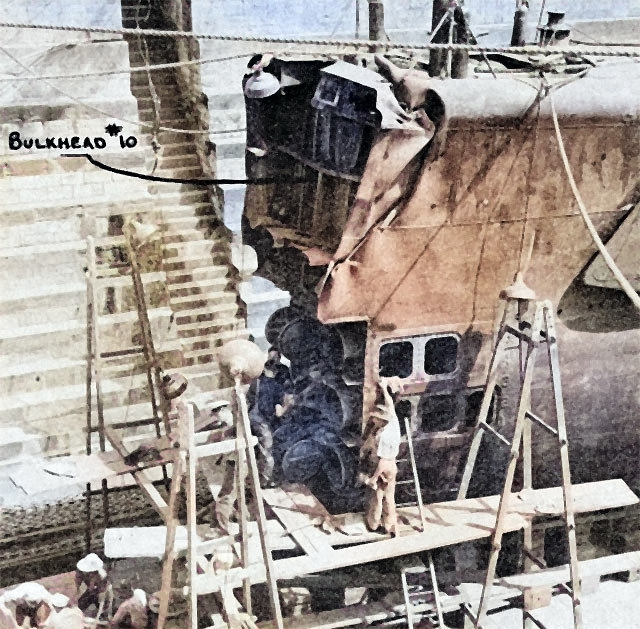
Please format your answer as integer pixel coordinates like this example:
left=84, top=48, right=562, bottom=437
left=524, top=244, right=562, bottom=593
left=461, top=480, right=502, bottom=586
left=160, top=228, right=205, bottom=244
left=138, top=106, right=186, bottom=122
left=163, top=239, right=214, bottom=259
left=165, top=264, right=230, bottom=283
left=0, top=216, right=84, bottom=249
left=0, top=307, right=174, bottom=358
left=158, top=141, right=196, bottom=158
left=210, top=111, right=246, bottom=134
left=0, top=303, right=85, bottom=329
left=167, top=277, right=231, bottom=298
left=0, top=356, right=87, bottom=396
left=182, top=328, right=248, bottom=366
left=157, top=153, right=200, bottom=170
left=163, top=253, right=229, bottom=274
left=164, top=363, right=221, bottom=394
left=0, top=281, right=85, bottom=313
left=153, top=165, right=204, bottom=180
left=170, top=291, right=238, bottom=313
left=0, top=371, right=156, bottom=426
left=155, top=129, right=201, bottom=145
left=159, top=215, right=217, bottom=233
left=174, top=302, right=239, bottom=326
left=151, top=189, right=210, bottom=206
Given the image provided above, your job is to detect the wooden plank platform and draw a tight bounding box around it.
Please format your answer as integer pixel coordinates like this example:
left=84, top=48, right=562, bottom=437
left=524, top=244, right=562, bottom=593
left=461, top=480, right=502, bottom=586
left=499, top=550, right=640, bottom=590
left=192, top=479, right=637, bottom=595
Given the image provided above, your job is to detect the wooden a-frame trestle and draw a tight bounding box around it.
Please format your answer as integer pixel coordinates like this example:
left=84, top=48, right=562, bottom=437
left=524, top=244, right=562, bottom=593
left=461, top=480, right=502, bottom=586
left=457, top=292, right=582, bottom=629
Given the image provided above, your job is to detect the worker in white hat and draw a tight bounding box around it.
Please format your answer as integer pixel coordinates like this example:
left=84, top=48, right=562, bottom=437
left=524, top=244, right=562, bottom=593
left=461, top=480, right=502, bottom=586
left=1, top=582, right=55, bottom=628
left=0, top=594, right=17, bottom=629
left=42, top=593, right=83, bottom=629
left=110, top=582, right=148, bottom=629
left=75, top=553, right=113, bottom=622
left=362, top=377, right=403, bottom=536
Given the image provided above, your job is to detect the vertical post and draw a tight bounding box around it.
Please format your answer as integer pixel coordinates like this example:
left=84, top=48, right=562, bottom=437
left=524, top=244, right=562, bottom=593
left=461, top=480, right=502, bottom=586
left=355, top=0, right=361, bottom=39
left=403, top=417, right=426, bottom=531
left=368, top=0, right=386, bottom=41
left=520, top=311, right=533, bottom=575
left=511, top=0, right=528, bottom=46
left=87, top=237, right=106, bottom=452
left=185, top=403, right=198, bottom=629
left=235, top=377, right=285, bottom=629
left=157, top=452, right=184, bottom=629
left=234, top=392, right=253, bottom=617
left=428, top=0, right=450, bottom=77
left=543, top=302, right=582, bottom=629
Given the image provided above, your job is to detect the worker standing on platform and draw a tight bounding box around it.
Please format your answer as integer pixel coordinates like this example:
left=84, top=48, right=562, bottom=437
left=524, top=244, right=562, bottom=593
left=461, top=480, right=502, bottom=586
left=362, top=377, right=402, bottom=536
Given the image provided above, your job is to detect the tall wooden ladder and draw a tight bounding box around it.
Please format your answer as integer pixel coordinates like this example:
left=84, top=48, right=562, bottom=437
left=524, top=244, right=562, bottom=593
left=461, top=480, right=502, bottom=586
left=156, top=377, right=284, bottom=629
left=456, top=294, right=581, bottom=629
left=399, top=418, right=448, bottom=628
left=85, top=227, right=172, bottom=550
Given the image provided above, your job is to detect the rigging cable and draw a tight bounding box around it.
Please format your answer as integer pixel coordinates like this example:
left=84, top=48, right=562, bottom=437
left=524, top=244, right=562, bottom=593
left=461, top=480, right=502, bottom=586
left=549, top=89, right=640, bottom=311
left=0, top=46, right=244, bottom=136
left=1, top=21, right=640, bottom=57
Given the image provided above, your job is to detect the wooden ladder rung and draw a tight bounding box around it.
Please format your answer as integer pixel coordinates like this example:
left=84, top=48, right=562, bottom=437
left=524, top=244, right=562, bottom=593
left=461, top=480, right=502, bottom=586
left=100, top=347, right=145, bottom=358
left=525, top=411, right=558, bottom=436
left=89, top=417, right=161, bottom=432
left=504, top=325, right=536, bottom=344
left=479, top=421, right=511, bottom=447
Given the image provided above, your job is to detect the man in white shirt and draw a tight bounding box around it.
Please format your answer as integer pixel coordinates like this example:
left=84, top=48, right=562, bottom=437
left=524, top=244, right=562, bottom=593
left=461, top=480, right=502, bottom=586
left=110, top=585, right=148, bottom=629
left=42, top=593, right=84, bottom=629
left=363, top=378, right=403, bottom=535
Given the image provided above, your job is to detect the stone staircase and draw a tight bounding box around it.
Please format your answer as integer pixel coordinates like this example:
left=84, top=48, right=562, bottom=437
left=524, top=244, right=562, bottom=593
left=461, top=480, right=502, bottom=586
left=121, top=5, right=250, bottom=380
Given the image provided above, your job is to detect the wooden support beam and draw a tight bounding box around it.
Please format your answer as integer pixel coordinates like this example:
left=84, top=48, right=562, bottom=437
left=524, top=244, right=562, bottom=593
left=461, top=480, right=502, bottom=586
left=191, top=478, right=637, bottom=595
left=264, top=487, right=334, bottom=557
left=104, top=427, right=169, bottom=520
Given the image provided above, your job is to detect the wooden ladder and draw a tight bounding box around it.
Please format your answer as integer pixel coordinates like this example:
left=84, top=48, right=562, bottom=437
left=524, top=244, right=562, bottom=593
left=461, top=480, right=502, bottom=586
left=85, top=231, right=171, bottom=549
left=456, top=296, right=581, bottom=629
left=399, top=418, right=448, bottom=628
left=156, top=378, right=285, bottom=629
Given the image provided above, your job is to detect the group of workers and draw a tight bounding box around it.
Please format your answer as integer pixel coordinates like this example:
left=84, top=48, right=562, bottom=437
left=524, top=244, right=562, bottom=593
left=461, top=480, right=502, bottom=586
left=160, top=340, right=402, bottom=537
left=1, top=337, right=403, bottom=628
left=0, top=553, right=150, bottom=629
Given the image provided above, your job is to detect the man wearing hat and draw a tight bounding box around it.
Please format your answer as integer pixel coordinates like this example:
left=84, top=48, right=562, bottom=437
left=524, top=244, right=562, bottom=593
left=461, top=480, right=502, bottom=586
left=1, top=582, right=53, bottom=628
left=362, top=377, right=403, bottom=536
left=75, top=553, right=113, bottom=622
left=42, top=593, right=83, bottom=629
left=194, top=399, right=233, bottom=434
left=110, top=582, right=148, bottom=629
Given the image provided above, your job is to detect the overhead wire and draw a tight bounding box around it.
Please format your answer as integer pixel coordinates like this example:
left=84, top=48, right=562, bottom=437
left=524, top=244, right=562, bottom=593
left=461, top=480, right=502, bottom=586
left=1, top=21, right=640, bottom=56
left=0, top=53, right=255, bottom=82
left=0, top=45, right=244, bottom=136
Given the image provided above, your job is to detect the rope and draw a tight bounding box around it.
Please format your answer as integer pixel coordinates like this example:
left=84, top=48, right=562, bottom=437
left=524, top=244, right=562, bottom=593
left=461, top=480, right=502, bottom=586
left=0, top=52, right=252, bottom=82
left=0, top=46, right=244, bottom=136
left=549, top=90, right=640, bottom=311
left=2, top=21, right=640, bottom=57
